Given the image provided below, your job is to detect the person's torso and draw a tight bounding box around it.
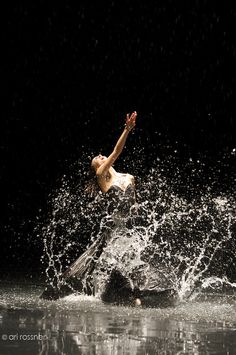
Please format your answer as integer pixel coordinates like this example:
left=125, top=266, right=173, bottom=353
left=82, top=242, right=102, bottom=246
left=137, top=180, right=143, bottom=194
left=99, top=169, right=135, bottom=193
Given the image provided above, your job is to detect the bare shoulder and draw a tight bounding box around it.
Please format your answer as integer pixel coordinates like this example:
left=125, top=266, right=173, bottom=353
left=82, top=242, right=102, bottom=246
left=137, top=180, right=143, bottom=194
left=121, top=172, right=135, bottom=181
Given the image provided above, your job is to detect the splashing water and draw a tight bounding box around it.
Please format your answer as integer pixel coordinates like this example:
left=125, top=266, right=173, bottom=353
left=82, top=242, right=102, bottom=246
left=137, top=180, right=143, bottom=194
left=39, top=154, right=236, bottom=302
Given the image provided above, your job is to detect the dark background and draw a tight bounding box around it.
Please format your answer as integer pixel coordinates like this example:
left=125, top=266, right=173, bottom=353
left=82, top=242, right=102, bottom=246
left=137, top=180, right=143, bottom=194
left=2, top=1, right=236, bottom=275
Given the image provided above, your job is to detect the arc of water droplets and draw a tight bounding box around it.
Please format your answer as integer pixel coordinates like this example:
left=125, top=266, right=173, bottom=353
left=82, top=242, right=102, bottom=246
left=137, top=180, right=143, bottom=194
left=40, top=163, right=236, bottom=300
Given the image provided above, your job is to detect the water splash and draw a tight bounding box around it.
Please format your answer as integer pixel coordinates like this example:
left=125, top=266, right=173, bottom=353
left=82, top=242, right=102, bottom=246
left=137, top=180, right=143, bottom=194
left=39, top=153, right=236, bottom=301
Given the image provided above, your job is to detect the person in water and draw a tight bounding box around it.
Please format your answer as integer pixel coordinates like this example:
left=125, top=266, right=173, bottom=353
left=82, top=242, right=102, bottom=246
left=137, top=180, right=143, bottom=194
left=42, top=111, right=138, bottom=297
left=41, top=111, right=178, bottom=306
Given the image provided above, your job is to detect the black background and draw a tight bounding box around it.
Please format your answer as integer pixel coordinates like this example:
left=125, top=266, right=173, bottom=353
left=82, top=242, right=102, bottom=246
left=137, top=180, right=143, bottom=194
left=2, top=1, right=236, bottom=274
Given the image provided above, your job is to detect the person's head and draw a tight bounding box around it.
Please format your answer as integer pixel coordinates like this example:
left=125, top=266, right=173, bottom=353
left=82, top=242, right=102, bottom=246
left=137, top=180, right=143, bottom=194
left=85, top=154, right=107, bottom=197
left=91, top=154, right=107, bottom=172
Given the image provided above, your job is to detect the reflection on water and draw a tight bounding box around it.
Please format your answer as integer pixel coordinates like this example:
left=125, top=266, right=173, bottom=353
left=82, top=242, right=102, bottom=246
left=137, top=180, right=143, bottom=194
left=0, top=283, right=236, bottom=354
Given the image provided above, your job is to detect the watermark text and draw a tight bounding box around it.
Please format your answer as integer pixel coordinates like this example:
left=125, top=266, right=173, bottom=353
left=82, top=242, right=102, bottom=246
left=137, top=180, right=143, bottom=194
left=1, top=333, right=48, bottom=341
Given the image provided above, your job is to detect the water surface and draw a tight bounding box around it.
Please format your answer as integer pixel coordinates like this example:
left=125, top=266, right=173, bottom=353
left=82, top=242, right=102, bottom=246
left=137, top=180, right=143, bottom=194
left=0, top=282, right=235, bottom=354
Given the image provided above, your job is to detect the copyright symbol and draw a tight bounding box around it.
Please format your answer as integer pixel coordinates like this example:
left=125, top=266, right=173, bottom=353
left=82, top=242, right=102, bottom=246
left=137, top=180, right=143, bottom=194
left=2, top=334, right=7, bottom=340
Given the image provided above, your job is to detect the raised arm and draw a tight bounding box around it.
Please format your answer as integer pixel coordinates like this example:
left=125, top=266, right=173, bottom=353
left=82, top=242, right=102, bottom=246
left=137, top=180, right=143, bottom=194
left=96, top=111, right=137, bottom=177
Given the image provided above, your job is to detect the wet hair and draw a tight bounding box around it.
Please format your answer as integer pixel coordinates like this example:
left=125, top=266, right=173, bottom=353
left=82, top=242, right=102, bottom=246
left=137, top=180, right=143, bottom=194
left=84, top=166, right=100, bottom=198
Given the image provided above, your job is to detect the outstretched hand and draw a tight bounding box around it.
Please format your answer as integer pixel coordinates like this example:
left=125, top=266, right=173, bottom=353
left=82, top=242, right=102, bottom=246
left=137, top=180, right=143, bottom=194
left=125, top=111, right=137, bottom=131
